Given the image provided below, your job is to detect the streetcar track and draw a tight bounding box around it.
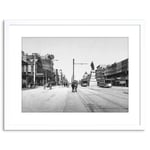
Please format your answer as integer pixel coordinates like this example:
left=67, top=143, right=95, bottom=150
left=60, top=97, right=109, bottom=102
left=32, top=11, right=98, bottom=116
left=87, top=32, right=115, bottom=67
left=77, top=89, right=107, bottom=112
left=89, top=88, right=128, bottom=100
left=76, top=91, right=92, bottom=112
left=77, top=89, right=127, bottom=112
left=85, top=89, right=128, bottom=110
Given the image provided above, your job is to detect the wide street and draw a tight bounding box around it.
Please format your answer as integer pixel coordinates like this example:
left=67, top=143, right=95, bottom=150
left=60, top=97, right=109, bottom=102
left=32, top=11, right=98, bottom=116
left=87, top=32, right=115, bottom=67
left=22, top=85, right=128, bottom=112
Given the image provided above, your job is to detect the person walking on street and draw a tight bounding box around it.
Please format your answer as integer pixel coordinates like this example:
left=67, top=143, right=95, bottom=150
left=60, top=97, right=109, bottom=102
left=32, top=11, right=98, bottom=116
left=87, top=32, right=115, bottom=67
left=48, top=81, right=52, bottom=90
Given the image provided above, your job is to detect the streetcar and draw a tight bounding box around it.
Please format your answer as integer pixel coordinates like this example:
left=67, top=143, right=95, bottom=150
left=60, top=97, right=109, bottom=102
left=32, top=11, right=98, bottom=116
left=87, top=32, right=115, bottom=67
left=80, top=79, right=89, bottom=87
left=98, top=79, right=112, bottom=88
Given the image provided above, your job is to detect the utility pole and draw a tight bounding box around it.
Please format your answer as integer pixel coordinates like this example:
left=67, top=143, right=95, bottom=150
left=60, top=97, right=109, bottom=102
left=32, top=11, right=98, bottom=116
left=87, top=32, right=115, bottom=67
left=72, top=58, right=88, bottom=81
left=32, top=56, right=38, bottom=86
left=73, top=58, right=75, bottom=81
left=33, top=57, right=36, bottom=85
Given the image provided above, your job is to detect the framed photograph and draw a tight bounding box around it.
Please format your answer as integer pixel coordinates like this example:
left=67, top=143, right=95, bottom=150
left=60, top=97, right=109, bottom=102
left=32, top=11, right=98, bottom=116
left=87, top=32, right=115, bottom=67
left=4, top=20, right=144, bottom=130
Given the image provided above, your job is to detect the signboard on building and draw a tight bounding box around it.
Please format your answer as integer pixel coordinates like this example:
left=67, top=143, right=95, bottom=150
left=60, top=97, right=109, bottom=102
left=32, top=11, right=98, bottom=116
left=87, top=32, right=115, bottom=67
left=41, top=59, right=53, bottom=71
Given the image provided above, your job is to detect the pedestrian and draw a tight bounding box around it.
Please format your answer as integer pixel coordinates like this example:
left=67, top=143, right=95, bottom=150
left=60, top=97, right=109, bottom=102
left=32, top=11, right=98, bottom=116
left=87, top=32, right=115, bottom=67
left=71, top=82, right=74, bottom=92
left=71, top=80, right=78, bottom=92
left=48, top=81, right=52, bottom=90
left=74, top=82, right=78, bottom=92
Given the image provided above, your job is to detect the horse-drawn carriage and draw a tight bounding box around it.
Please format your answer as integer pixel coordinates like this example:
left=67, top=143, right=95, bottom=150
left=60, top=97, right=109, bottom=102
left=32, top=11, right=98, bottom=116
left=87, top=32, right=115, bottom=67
left=71, top=80, right=78, bottom=92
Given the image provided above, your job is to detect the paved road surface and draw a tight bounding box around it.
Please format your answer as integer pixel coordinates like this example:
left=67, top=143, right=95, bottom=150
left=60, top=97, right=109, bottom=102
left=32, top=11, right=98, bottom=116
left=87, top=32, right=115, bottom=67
left=22, top=86, right=128, bottom=112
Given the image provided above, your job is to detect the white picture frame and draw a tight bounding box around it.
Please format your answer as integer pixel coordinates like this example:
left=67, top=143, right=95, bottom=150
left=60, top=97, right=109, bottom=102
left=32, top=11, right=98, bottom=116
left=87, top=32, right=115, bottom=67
left=4, top=20, right=144, bottom=130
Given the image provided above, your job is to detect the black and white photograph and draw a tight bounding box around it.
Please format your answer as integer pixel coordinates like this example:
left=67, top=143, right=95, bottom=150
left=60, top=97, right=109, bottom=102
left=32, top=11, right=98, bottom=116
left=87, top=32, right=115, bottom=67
left=4, top=20, right=142, bottom=130
left=2, top=1, right=148, bottom=149
left=22, top=37, right=128, bottom=112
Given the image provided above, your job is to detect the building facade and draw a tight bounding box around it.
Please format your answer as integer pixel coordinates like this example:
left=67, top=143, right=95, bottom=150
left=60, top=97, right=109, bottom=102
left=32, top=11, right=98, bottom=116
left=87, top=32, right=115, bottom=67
left=22, top=51, right=55, bottom=88
left=95, top=58, right=128, bottom=87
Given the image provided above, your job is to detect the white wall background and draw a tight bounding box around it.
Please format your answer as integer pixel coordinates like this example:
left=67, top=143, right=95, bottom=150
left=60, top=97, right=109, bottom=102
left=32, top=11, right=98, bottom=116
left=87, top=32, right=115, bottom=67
left=0, top=0, right=149, bottom=150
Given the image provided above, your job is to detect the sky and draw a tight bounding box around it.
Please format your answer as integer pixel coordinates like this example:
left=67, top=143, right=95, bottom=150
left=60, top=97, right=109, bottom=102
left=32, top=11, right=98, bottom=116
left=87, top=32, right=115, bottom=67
left=22, top=37, right=128, bottom=82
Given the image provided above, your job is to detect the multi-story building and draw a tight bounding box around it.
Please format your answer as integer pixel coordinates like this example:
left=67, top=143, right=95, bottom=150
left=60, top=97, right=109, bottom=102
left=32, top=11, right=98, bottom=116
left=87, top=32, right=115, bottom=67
left=40, top=54, right=55, bottom=85
left=22, top=51, right=55, bottom=88
left=95, top=58, right=128, bottom=87
left=22, top=51, right=29, bottom=88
